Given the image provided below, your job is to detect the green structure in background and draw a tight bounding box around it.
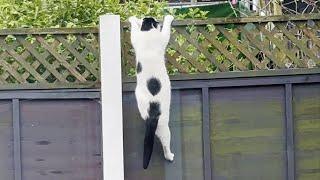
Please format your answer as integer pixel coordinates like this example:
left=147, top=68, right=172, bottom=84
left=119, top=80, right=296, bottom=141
left=172, top=2, right=239, bottom=18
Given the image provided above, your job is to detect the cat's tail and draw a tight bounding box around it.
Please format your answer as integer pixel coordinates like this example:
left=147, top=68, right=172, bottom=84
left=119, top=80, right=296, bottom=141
left=143, top=102, right=161, bottom=169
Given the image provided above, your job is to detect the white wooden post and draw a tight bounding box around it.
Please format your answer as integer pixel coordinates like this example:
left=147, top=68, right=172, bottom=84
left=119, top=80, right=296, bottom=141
left=99, top=14, right=124, bottom=180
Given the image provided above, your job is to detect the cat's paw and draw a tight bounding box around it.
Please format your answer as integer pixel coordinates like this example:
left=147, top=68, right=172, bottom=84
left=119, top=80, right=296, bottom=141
left=164, top=152, right=174, bottom=162
left=164, top=15, right=174, bottom=23
left=128, top=16, right=138, bottom=24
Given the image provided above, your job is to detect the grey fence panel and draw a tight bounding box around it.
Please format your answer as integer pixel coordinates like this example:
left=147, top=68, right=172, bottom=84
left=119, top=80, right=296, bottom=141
left=0, top=91, right=102, bottom=180
left=210, top=86, right=286, bottom=180
left=122, top=73, right=320, bottom=180
left=293, top=84, right=320, bottom=180
left=123, top=92, right=167, bottom=180
left=123, top=89, right=204, bottom=180
left=0, top=73, right=319, bottom=180
left=20, top=99, right=102, bottom=180
left=0, top=101, right=14, bottom=180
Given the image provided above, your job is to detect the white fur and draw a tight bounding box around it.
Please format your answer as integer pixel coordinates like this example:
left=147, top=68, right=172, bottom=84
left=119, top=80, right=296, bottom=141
left=129, top=15, right=175, bottom=161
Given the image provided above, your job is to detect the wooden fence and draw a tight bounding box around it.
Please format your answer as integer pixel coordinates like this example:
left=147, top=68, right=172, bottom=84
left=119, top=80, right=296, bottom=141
left=0, top=14, right=319, bottom=89
left=0, top=91, right=102, bottom=180
left=0, top=14, right=320, bottom=180
left=122, top=71, right=320, bottom=180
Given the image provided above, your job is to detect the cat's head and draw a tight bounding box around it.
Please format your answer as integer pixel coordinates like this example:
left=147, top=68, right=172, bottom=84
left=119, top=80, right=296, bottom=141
left=141, top=17, right=160, bottom=31
left=129, top=16, right=163, bottom=48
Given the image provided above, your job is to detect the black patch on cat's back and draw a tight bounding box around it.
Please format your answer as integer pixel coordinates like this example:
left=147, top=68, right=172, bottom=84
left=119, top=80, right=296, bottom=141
left=141, top=17, right=159, bottom=31
left=136, top=62, right=142, bottom=73
left=147, top=77, right=161, bottom=96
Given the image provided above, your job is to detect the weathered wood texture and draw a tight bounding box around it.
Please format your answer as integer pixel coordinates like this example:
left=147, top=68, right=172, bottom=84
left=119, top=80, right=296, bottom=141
left=0, top=99, right=103, bottom=180
left=19, top=100, right=102, bottom=180
left=210, top=86, right=286, bottom=180
left=123, top=90, right=204, bottom=180
left=293, top=84, right=320, bottom=180
left=0, top=91, right=102, bottom=180
left=122, top=74, right=320, bottom=180
left=122, top=15, right=320, bottom=77
left=0, top=101, right=14, bottom=180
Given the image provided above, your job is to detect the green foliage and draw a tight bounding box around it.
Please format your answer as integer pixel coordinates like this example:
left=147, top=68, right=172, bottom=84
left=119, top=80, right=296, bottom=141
left=0, top=0, right=208, bottom=28
left=0, top=0, right=213, bottom=78
left=0, top=0, right=165, bottom=28
left=167, top=7, right=208, bottom=20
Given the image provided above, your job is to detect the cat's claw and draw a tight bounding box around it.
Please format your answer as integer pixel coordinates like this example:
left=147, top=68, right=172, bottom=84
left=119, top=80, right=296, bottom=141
left=165, top=152, right=174, bottom=162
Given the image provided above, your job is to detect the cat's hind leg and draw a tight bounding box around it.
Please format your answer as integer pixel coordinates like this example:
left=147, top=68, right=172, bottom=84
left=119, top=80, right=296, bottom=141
left=156, top=123, right=174, bottom=162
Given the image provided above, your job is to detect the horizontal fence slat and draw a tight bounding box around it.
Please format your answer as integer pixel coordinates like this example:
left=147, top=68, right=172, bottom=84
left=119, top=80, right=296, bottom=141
left=0, top=91, right=100, bottom=99
left=122, top=73, right=320, bottom=91
left=0, top=27, right=98, bottom=35
left=0, top=82, right=99, bottom=90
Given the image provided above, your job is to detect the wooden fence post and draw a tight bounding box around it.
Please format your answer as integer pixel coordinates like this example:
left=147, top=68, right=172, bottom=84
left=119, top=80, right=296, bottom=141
left=99, top=14, right=124, bottom=180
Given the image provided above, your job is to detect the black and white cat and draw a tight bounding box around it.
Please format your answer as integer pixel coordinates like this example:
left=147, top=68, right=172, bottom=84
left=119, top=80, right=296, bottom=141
left=128, top=15, right=175, bottom=169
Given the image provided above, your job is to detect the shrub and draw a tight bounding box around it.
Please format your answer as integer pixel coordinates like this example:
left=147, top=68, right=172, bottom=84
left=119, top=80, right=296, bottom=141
left=0, top=0, right=208, bottom=28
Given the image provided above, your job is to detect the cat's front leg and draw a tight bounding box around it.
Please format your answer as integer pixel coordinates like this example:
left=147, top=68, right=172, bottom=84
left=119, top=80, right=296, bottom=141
left=161, top=15, right=174, bottom=46
left=128, top=16, right=140, bottom=29
left=128, top=16, right=141, bottom=46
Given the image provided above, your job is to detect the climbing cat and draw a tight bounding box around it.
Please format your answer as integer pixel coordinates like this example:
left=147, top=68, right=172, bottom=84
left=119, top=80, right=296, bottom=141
left=128, top=15, right=174, bottom=169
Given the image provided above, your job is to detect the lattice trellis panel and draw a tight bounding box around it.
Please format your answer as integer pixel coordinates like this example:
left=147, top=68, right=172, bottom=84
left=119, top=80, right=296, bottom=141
left=0, top=15, right=319, bottom=88
left=0, top=29, right=99, bottom=87
left=122, top=16, right=320, bottom=77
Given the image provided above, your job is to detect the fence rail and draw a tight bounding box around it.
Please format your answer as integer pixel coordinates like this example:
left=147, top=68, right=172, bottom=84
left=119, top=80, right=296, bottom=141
left=0, top=14, right=319, bottom=89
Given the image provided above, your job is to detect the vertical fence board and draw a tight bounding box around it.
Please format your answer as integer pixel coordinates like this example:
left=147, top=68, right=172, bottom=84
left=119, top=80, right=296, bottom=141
left=13, top=99, right=21, bottom=180
left=293, top=83, right=320, bottom=180
left=165, top=90, right=183, bottom=180
left=0, top=101, right=14, bottom=180
left=202, top=88, right=212, bottom=180
left=285, top=84, right=295, bottom=180
left=210, top=86, right=286, bottom=180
